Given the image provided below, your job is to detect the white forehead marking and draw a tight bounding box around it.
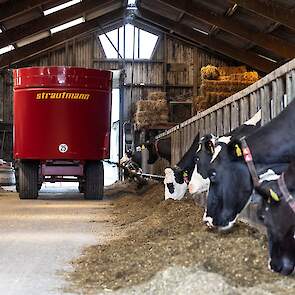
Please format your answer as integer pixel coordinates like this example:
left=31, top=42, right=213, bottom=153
left=217, top=136, right=231, bottom=144
left=210, top=145, right=222, bottom=163
left=196, top=144, right=201, bottom=153
left=244, top=109, right=261, bottom=126
left=259, top=169, right=280, bottom=182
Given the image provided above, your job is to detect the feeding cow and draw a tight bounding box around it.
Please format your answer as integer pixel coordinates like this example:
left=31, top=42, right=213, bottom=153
left=204, top=97, right=295, bottom=232
left=255, top=160, right=295, bottom=275
left=164, top=134, right=200, bottom=200
left=145, top=137, right=171, bottom=164
left=188, top=110, right=262, bottom=195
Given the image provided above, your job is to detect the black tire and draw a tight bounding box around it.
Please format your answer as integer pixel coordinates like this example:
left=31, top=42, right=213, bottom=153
left=84, top=160, right=104, bottom=200
left=15, top=167, right=19, bottom=193
left=78, top=181, right=84, bottom=193
left=18, top=160, right=39, bottom=199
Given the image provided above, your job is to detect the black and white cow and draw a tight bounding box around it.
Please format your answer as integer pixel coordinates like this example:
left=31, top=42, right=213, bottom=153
left=164, top=134, right=200, bottom=200
left=188, top=110, right=261, bottom=194
left=145, top=137, right=171, bottom=164
left=205, top=98, right=295, bottom=231
left=255, top=160, right=295, bottom=275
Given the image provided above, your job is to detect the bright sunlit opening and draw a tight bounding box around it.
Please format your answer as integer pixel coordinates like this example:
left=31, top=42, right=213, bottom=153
left=50, top=17, right=85, bottom=34
left=0, top=44, right=14, bottom=55
left=43, top=0, right=82, bottom=16
left=99, top=24, right=158, bottom=59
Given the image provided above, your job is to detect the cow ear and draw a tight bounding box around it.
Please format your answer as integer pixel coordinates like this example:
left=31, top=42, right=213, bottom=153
left=227, top=141, right=243, bottom=161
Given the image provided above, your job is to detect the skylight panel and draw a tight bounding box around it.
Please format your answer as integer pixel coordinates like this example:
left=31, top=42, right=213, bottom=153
left=0, top=45, right=14, bottom=55
left=43, top=0, right=81, bottom=16
left=50, top=17, right=85, bottom=34
left=192, top=27, right=209, bottom=35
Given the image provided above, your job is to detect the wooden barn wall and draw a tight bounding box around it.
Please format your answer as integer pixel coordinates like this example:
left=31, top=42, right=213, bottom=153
left=0, top=29, right=237, bottom=160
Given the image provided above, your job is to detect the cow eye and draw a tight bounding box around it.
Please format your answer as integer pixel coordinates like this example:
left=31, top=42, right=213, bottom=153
left=195, top=156, right=200, bottom=162
left=209, top=171, right=217, bottom=182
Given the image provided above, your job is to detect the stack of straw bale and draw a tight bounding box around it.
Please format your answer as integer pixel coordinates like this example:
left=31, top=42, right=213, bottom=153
left=135, top=92, right=169, bottom=129
left=197, top=65, right=259, bottom=112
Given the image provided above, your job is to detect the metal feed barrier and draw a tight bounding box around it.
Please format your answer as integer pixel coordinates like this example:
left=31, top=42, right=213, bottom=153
left=155, top=58, right=295, bottom=226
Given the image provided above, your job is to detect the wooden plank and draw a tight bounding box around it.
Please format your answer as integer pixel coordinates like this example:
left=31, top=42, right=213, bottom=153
left=199, top=117, right=205, bottom=137
left=240, top=96, right=249, bottom=125
left=261, top=85, right=271, bottom=125
left=232, top=0, right=295, bottom=31
left=272, top=78, right=284, bottom=117
left=286, top=72, right=294, bottom=105
left=223, top=105, right=231, bottom=134
left=210, top=112, right=216, bottom=135
left=216, top=109, right=223, bottom=136
left=138, top=8, right=275, bottom=73
left=249, top=92, right=258, bottom=117
left=158, top=0, right=295, bottom=59
left=167, top=63, right=188, bottom=72
left=230, top=101, right=239, bottom=130
left=291, top=70, right=295, bottom=102
left=205, top=115, right=210, bottom=134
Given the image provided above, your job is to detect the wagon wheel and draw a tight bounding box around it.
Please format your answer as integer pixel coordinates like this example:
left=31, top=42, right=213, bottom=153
left=18, top=160, right=39, bottom=199
left=84, top=160, right=104, bottom=200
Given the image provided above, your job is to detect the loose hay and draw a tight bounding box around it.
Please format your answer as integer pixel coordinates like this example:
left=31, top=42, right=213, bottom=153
left=201, top=80, right=255, bottom=93
left=66, top=183, right=294, bottom=294
left=217, top=66, right=247, bottom=76
left=201, top=65, right=219, bottom=80
left=148, top=92, right=166, bottom=101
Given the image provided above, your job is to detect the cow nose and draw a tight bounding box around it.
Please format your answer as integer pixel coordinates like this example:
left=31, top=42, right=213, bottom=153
left=188, top=183, right=194, bottom=194
left=166, top=183, right=174, bottom=194
left=270, top=257, right=295, bottom=275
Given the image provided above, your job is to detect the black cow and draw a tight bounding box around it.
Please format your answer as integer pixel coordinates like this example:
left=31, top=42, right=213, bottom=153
left=145, top=137, right=171, bottom=164
left=205, top=97, right=295, bottom=231
left=188, top=110, right=261, bottom=194
left=255, top=161, right=295, bottom=275
left=164, top=134, right=200, bottom=200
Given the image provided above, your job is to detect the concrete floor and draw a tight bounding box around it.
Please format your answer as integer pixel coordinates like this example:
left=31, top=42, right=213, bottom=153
left=0, top=185, right=111, bottom=295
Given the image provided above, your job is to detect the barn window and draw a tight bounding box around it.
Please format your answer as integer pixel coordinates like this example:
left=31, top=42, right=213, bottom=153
left=99, top=24, right=158, bottom=59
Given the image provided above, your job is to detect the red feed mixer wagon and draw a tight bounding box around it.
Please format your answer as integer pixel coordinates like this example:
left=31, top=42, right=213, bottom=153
left=13, top=67, right=112, bottom=200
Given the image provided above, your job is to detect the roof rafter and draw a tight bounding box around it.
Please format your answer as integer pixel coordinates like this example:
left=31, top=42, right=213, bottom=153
left=157, top=0, right=295, bottom=59
left=231, top=0, right=295, bottom=31
left=0, top=0, right=120, bottom=49
left=0, top=0, right=54, bottom=22
left=136, top=8, right=276, bottom=73
left=0, top=8, right=124, bottom=69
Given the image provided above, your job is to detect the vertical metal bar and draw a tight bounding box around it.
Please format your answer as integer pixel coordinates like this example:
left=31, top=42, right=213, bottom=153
left=138, top=28, right=140, bottom=58
left=130, top=25, right=136, bottom=112
left=118, top=70, right=125, bottom=180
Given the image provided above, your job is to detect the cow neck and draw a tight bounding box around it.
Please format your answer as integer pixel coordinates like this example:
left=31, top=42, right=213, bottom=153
left=240, top=137, right=260, bottom=188
left=278, top=172, right=295, bottom=214
left=246, top=100, right=295, bottom=164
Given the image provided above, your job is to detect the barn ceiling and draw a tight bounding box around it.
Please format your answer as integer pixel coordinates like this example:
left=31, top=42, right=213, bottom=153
left=0, top=0, right=294, bottom=72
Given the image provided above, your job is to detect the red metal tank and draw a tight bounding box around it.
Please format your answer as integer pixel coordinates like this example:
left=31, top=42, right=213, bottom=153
left=13, top=67, right=112, bottom=160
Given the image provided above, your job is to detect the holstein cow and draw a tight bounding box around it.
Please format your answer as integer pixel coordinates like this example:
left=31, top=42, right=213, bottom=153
left=164, top=134, right=200, bottom=200
left=204, top=97, right=295, bottom=232
left=145, top=137, right=171, bottom=164
left=188, top=110, right=261, bottom=194
left=255, top=161, right=295, bottom=275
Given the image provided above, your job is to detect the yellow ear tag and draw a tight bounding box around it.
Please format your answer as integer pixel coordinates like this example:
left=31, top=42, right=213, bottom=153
left=183, top=171, right=188, bottom=177
left=141, top=144, right=145, bottom=150
left=269, top=189, right=280, bottom=202
left=235, top=144, right=242, bottom=157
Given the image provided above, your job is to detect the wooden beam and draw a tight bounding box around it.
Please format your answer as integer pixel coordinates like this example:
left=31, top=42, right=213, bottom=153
left=157, top=0, right=295, bottom=59
left=232, top=0, right=295, bottom=31
left=137, top=8, right=275, bottom=73
left=0, top=8, right=124, bottom=68
left=0, top=0, right=119, bottom=49
left=0, top=0, right=54, bottom=22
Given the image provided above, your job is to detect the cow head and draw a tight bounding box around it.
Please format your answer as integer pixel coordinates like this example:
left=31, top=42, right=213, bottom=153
left=145, top=141, right=158, bottom=164
left=188, top=134, right=230, bottom=195
left=255, top=169, right=295, bottom=275
left=205, top=138, right=288, bottom=231
left=164, top=167, right=188, bottom=200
